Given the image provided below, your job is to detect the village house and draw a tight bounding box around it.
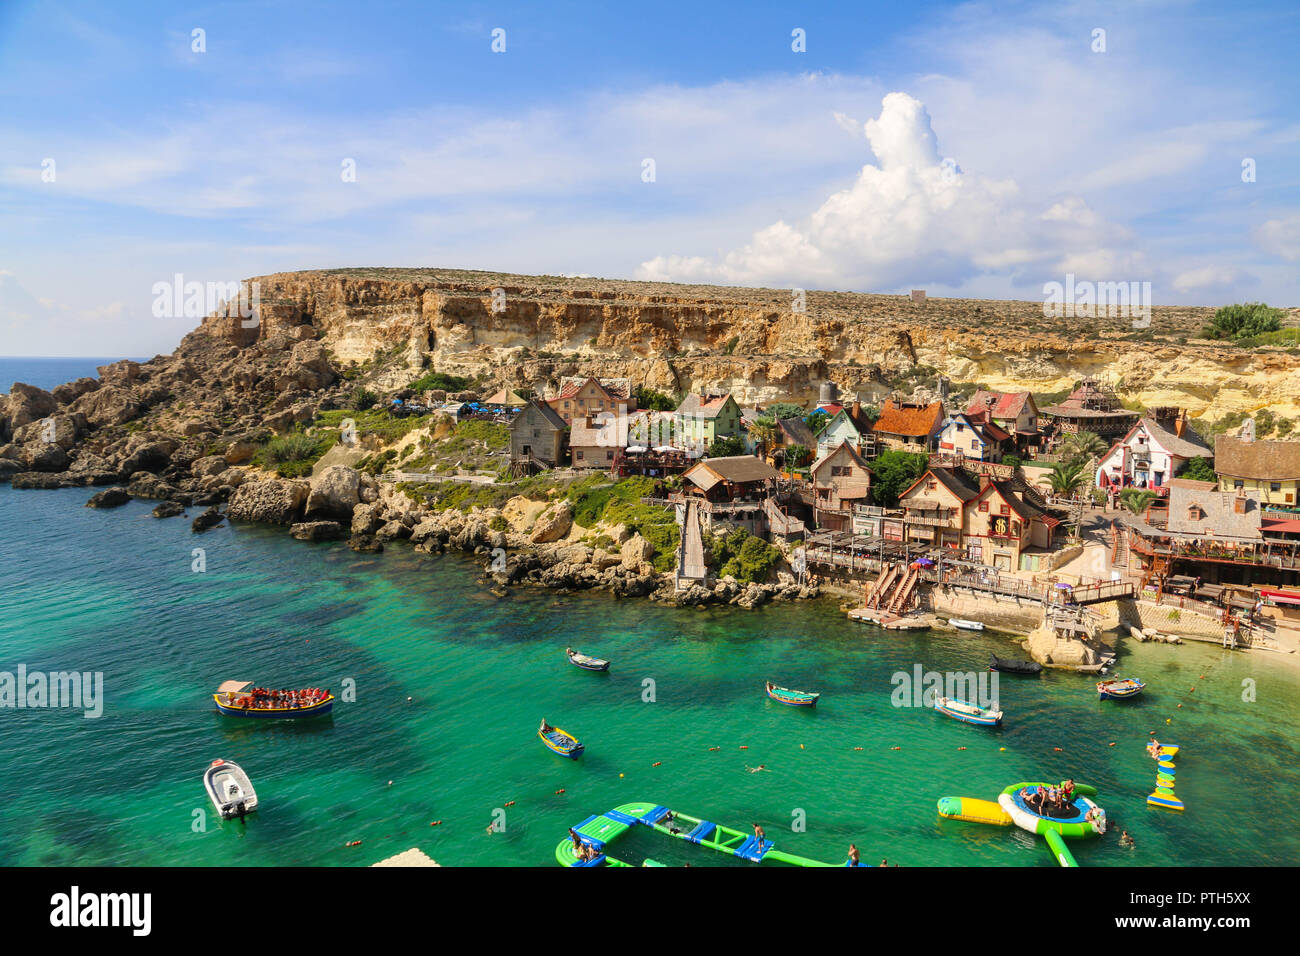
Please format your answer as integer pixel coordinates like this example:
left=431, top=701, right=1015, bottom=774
left=569, top=413, right=624, bottom=471
left=1094, top=410, right=1212, bottom=494
left=1214, top=434, right=1300, bottom=508
left=508, top=399, right=568, bottom=471
left=870, top=398, right=945, bottom=452
left=809, top=440, right=872, bottom=532
left=935, top=412, right=1011, bottom=462
left=674, top=393, right=743, bottom=450
left=1165, top=478, right=1262, bottom=539
left=814, top=401, right=874, bottom=459
left=965, top=390, right=1041, bottom=453
left=677, top=454, right=781, bottom=533
left=1040, top=377, right=1139, bottom=444
left=547, top=376, right=636, bottom=426
left=898, top=467, right=1059, bottom=571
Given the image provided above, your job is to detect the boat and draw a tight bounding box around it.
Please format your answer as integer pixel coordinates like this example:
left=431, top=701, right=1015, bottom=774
left=539, top=722, right=584, bottom=759
left=948, top=618, right=985, bottom=631
left=989, top=654, right=1043, bottom=675
left=213, top=680, right=334, bottom=719
left=765, top=681, right=820, bottom=707
left=203, top=758, right=258, bottom=820
left=555, top=801, right=846, bottom=867
left=934, top=696, right=1002, bottom=726
left=565, top=647, right=610, bottom=672
left=1097, top=677, right=1146, bottom=700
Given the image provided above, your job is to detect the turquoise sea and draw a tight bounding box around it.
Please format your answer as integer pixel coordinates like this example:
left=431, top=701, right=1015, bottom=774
left=0, top=357, right=148, bottom=394
left=1, top=483, right=1298, bottom=867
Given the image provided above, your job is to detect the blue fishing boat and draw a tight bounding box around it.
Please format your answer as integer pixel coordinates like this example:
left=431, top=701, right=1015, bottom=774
left=934, top=695, right=1002, bottom=727
left=566, top=647, right=610, bottom=672
left=213, top=681, right=333, bottom=719
left=539, top=720, right=584, bottom=758
left=1098, top=677, right=1146, bottom=700
left=765, top=681, right=820, bottom=707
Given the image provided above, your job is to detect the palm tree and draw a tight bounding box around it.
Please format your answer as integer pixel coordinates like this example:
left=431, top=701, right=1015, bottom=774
left=1119, top=488, right=1159, bottom=516
left=1047, top=461, right=1086, bottom=497
left=749, top=416, right=777, bottom=455
left=1063, top=430, right=1107, bottom=464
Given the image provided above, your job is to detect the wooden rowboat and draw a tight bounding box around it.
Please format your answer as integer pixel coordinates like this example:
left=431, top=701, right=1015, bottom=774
left=539, top=722, right=584, bottom=758
left=934, top=696, right=1003, bottom=726
left=765, top=681, right=820, bottom=707
left=213, top=680, right=334, bottom=719
left=565, top=647, right=610, bottom=672
left=1098, top=677, right=1146, bottom=700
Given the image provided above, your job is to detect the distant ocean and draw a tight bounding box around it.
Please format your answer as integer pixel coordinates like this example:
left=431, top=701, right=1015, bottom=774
left=0, top=356, right=147, bottom=394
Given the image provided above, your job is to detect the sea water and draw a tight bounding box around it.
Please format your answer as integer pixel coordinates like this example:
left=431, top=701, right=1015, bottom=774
left=1, top=485, right=1297, bottom=867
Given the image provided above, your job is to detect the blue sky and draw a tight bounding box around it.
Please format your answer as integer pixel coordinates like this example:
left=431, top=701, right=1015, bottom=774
left=1, top=0, right=1297, bottom=355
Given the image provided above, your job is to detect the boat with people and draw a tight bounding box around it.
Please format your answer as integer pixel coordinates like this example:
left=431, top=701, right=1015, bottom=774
left=1097, top=676, right=1146, bottom=700
left=555, top=800, right=846, bottom=867
left=213, top=680, right=334, bottom=719
left=934, top=696, right=1003, bottom=726
left=565, top=647, right=610, bottom=672
left=539, top=719, right=584, bottom=758
left=989, top=654, right=1043, bottom=675
left=948, top=618, right=985, bottom=631
left=765, top=681, right=820, bottom=707
left=203, top=758, right=258, bottom=820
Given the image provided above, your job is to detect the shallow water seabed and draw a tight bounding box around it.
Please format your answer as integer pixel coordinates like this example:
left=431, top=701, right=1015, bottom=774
left=0, top=486, right=1296, bottom=867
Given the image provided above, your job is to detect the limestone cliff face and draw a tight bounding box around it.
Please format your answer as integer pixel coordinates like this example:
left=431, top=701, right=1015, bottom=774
left=199, top=268, right=1300, bottom=417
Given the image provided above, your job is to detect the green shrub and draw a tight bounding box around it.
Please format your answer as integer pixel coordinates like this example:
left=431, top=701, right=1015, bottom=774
left=1202, top=302, right=1285, bottom=341
left=409, top=370, right=472, bottom=393
left=351, top=387, right=379, bottom=410
left=254, top=432, right=333, bottom=477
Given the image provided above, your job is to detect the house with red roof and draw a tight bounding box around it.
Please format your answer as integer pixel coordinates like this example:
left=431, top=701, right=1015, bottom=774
left=965, top=390, right=1041, bottom=452
left=547, top=376, right=637, bottom=425
left=935, top=412, right=1012, bottom=462
left=870, top=399, right=945, bottom=452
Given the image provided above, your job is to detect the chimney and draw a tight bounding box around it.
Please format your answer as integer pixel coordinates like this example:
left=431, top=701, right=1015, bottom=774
left=1175, top=410, right=1186, bottom=438
left=1234, top=489, right=1246, bottom=515
left=851, top=400, right=862, bottom=424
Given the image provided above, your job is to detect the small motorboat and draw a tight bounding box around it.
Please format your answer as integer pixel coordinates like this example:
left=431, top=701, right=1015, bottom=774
left=203, top=758, right=258, bottom=820
left=948, top=618, right=985, bottom=631
left=989, top=654, right=1043, bottom=675
left=1098, top=677, right=1146, bottom=700
left=213, top=680, right=334, bottom=719
left=539, top=721, right=584, bottom=758
left=565, top=647, right=610, bottom=672
left=765, top=681, right=820, bottom=707
left=934, top=696, right=1003, bottom=727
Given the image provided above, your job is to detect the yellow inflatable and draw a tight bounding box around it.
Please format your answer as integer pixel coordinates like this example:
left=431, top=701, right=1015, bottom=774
left=937, top=796, right=1013, bottom=826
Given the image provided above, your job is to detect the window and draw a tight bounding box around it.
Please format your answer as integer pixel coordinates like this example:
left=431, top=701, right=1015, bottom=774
left=1000, top=504, right=1010, bottom=516
left=1271, top=483, right=1282, bottom=493
left=1234, top=479, right=1244, bottom=489
left=928, top=480, right=937, bottom=490
left=576, top=450, right=584, bottom=460
left=978, top=501, right=989, bottom=513
left=606, top=451, right=614, bottom=460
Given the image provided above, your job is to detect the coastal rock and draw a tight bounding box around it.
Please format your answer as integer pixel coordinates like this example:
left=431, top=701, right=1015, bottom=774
left=348, top=533, right=384, bottom=553
left=127, top=472, right=181, bottom=500
left=18, top=441, right=70, bottom=472
left=1024, top=624, right=1105, bottom=668
left=71, top=384, right=143, bottom=428
left=12, top=412, right=87, bottom=450
left=86, top=486, right=131, bottom=508
left=11, top=471, right=74, bottom=489
left=305, top=465, right=361, bottom=521
left=674, top=583, right=714, bottom=606
left=119, top=441, right=174, bottom=476
left=191, top=455, right=229, bottom=478
left=227, top=478, right=309, bottom=524
left=0, top=458, right=22, bottom=481
left=290, top=520, right=345, bottom=541
left=223, top=440, right=260, bottom=465
left=1, top=383, right=58, bottom=434
left=620, top=533, right=655, bottom=569
left=529, top=500, right=573, bottom=543
left=51, top=377, right=99, bottom=405
left=351, top=501, right=386, bottom=535
left=191, top=506, right=225, bottom=532
left=376, top=519, right=412, bottom=541
left=152, top=501, right=185, bottom=518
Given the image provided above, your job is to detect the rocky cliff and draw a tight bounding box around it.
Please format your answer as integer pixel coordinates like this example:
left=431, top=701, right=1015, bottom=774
left=199, top=268, right=1300, bottom=418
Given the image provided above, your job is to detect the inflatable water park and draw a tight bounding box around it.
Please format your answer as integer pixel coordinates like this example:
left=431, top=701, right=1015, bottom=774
left=555, top=801, right=852, bottom=867
left=1147, top=742, right=1184, bottom=811
left=938, top=780, right=1106, bottom=867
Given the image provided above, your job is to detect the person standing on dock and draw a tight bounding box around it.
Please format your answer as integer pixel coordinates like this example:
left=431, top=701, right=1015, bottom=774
left=752, top=823, right=765, bottom=844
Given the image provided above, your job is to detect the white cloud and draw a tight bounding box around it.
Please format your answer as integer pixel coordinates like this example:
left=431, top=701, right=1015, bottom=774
left=1172, top=266, right=1242, bottom=294
left=1255, top=215, right=1300, bottom=262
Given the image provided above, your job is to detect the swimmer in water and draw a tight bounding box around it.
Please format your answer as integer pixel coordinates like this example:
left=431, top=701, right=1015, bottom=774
left=746, top=765, right=770, bottom=773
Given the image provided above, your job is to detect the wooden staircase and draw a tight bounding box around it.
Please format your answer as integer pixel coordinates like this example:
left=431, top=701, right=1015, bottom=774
left=885, top=566, right=921, bottom=615
left=864, top=564, right=900, bottom=609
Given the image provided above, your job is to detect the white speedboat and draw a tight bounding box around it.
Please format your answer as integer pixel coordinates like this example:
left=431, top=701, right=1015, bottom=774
left=948, top=618, right=985, bottom=631
left=203, top=758, right=258, bottom=819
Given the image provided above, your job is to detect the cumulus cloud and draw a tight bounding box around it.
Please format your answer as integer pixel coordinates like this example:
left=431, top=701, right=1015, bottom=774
left=1255, top=215, right=1300, bottom=262
left=638, top=92, right=1138, bottom=292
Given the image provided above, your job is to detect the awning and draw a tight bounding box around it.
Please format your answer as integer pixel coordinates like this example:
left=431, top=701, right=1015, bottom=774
left=217, top=680, right=252, bottom=693
left=1259, top=588, right=1300, bottom=606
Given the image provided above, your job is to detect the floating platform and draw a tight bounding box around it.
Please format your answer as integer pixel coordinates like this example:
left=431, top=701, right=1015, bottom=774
left=847, top=608, right=933, bottom=630
left=997, top=782, right=1106, bottom=839
left=1147, top=743, right=1184, bottom=811
left=555, top=801, right=847, bottom=868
